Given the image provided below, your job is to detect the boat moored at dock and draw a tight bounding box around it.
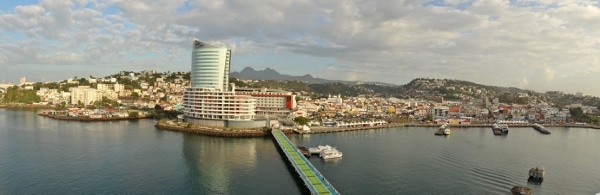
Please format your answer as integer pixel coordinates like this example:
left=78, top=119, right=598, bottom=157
left=500, top=124, right=509, bottom=134
left=320, top=147, right=343, bottom=159
left=308, top=145, right=343, bottom=159
left=435, top=123, right=451, bottom=136
left=492, top=123, right=502, bottom=135
left=491, top=123, right=508, bottom=135
left=443, top=127, right=451, bottom=135
left=308, top=145, right=332, bottom=155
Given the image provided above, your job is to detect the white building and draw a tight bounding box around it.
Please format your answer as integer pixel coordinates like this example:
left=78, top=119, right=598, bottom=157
left=190, top=39, right=230, bottom=91
left=70, top=86, right=101, bottom=106
left=235, top=87, right=296, bottom=117
left=183, top=39, right=262, bottom=128
left=97, top=83, right=124, bottom=92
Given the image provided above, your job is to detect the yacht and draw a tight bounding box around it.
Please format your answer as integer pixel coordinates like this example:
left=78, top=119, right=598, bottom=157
left=320, top=147, right=343, bottom=159
left=308, top=145, right=333, bottom=155
left=443, top=127, right=451, bottom=135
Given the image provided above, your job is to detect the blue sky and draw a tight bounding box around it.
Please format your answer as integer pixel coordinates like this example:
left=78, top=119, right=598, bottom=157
left=1, top=0, right=600, bottom=97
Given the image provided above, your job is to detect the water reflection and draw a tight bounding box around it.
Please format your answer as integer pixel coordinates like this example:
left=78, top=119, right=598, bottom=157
left=182, top=135, right=258, bottom=194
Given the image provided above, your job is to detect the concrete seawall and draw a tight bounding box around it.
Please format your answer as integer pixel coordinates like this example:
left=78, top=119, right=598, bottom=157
left=299, top=123, right=406, bottom=134
left=38, top=113, right=150, bottom=121
left=300, top=123, right=600, bottom=134
left=154, top=121, right=295, bottom=137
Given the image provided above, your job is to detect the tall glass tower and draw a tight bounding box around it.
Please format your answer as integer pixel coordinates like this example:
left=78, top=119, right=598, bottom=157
left=191, top=39, right=231, bottom=91
left=183, top=39, right=260, bottom=128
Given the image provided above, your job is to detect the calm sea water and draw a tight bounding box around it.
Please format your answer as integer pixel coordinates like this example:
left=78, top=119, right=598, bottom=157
left=1, top=109, right=599, bottom=194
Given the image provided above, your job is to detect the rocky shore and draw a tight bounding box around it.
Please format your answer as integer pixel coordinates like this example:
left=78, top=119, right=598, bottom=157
left=154, top=120, right=294, bottom=137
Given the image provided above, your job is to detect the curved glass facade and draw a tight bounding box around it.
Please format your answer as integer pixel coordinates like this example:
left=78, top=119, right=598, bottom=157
left=184, top=39, right=258, bottom=127
left=190, top=40, right=230, bottom=91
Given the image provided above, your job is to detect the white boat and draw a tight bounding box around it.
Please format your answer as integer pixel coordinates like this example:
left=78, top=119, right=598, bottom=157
left=308, top=145, right=333, bottom=155
left=500, top=124, right=509, bottom=134
left=443, top=127, right=451, bottom=135
left=320, top=147, right=343, bottom=159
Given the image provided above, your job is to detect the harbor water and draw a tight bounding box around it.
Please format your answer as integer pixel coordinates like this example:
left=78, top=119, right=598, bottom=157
left=1, top=109, right=599, bottom=194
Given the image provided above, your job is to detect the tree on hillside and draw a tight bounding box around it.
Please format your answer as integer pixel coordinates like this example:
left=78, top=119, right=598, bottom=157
left=128, top=112, right=139, bottom=118
left=293, top=116, right=309, bottom=126
left=1, top=86, right=40, bottom=104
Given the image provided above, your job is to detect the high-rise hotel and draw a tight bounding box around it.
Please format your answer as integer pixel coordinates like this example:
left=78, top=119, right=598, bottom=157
left=183, top=39, right=265, bottom=128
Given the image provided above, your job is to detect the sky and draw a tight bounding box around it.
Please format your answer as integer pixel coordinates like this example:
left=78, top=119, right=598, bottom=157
left=1, top=0, right=600, bottom=97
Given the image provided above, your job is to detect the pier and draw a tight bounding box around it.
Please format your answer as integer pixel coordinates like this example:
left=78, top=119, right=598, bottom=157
left=271, top=129, right=339, bottom=195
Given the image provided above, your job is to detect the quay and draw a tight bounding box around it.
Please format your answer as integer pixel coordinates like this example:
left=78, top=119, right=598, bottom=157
left=533, top=124, right=551, bottom=134
left=271, top=129, right=339, bottom=195
left=296, top=122, right=600, bottom=135
left=297, top=123, right=405, bottom=134
left=38, top=112, right=151, bottom=121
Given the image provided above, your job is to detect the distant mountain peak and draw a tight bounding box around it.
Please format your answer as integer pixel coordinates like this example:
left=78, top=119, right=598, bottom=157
left=230, top=67, right=327, bottom=83
left=240, top=67, right=257, bottom=74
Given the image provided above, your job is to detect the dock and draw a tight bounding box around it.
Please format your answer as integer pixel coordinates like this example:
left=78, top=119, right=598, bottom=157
left=272, top=129, right=340, bottom=195
left=533, top=124, right=551, bottom=134
left=297, top=146, right=311, bottom=158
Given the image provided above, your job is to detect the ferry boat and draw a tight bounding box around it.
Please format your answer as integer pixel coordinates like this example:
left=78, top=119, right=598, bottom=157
left=500, top=124, right=509, bottom=134
left=491, top=123, right=502, bottom=135
left=320, top=147, right=343, bottom=159
left=435, top=123, right=450, bottom=136
left=443, top=127, right=451, bottom=135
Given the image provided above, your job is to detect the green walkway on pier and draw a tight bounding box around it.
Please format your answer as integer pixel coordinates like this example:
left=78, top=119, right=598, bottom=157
left=271, top=129, right=339, bottom=195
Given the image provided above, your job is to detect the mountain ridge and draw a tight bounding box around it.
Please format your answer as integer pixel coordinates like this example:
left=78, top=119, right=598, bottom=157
left=230, top=67, right=396, bottom=86
left=230, top=67, right=600, bottom=108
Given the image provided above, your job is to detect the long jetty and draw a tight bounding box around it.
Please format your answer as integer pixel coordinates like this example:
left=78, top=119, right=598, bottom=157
left=271, top=129, right=339, bottom=195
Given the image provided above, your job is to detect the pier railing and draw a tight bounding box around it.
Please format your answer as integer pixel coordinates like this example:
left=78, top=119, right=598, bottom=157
left=271, top=129, right=339, bottom=195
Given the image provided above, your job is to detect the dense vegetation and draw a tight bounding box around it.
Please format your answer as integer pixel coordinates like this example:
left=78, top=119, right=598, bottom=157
left=569, top=107, right=600, bottom=124
left=1, top=86, right=40, bottom=104
left=230, top=78, right=386, bottom=98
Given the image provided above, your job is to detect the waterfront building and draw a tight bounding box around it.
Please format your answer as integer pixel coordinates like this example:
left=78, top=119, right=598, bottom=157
left=183, top=39, right=264, bottom=128
left=190, top=39, right=231, bottom=91
left=235, top=87, right=296, bottom=117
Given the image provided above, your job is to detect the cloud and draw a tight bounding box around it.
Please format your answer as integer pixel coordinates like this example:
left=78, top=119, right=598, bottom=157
left=517, top=78, right=529, bottom=89
left=1, top=0, right=600, bottom=97
left=544, top=68, right=556, bottom=81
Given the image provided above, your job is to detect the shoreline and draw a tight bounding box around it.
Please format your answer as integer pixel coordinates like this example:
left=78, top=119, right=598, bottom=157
left=0, top=104, right=51, bottom=109
left=31, top=108, right=600, bottom=135
left=300, top=122, right=600, bottom=134
left=38, top=113, right=151, bottom=121
left=154, top=120, right=294, bottom=137
left=155, top=120, right=600, bottom=137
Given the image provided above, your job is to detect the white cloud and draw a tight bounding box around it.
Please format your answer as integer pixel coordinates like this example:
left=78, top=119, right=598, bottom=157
left=517, top=78, right=529, bottom=89
left=0, top=0, right=600, bottom=97
left=544, top=68, right=556, bottom=81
